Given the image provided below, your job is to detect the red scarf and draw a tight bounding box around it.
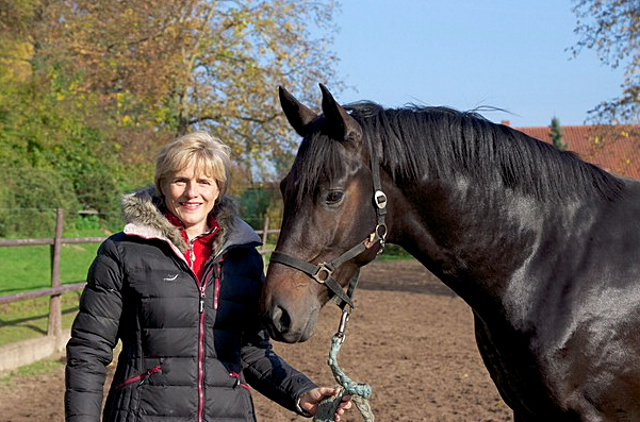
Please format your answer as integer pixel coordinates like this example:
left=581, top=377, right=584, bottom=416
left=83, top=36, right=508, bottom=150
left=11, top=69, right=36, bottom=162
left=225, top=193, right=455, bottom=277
left=165, top=211, right=220, bottom=282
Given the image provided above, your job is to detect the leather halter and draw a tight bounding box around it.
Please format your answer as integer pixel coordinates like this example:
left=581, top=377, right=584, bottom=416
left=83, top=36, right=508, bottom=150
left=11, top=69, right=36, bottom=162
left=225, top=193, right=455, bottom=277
left=269, top=135, right=388, bottom=310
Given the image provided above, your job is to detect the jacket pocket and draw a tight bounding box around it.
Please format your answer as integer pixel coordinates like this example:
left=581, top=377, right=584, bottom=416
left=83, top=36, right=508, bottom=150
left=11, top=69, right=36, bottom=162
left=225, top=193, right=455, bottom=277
left=115, top=365, right=163, bottom=390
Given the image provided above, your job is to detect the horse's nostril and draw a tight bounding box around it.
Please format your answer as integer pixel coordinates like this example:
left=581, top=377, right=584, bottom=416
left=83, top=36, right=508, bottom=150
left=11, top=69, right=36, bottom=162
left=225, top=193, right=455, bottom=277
left=275, top=305, right=291, bottom=333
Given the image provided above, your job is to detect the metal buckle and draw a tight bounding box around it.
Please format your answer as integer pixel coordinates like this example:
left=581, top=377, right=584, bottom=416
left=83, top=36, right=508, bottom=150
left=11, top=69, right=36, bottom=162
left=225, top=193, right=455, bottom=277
left=312, top=263, right=334, bottom=284
left=335, top=308, right=350, bottom=343
left=364, top=231, right=377, bottom=249
left=374, top=190, right=387, bottom=209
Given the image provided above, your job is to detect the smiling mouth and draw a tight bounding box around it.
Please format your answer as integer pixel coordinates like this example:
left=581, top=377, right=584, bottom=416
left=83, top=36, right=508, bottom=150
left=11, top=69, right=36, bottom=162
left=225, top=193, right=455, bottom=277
left=180, top=202, right=202, bottom=210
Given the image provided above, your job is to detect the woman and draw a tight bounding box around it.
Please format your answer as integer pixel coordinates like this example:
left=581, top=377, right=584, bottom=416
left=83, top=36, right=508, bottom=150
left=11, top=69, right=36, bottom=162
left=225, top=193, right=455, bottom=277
left=65, top=132, right=350, bottom=421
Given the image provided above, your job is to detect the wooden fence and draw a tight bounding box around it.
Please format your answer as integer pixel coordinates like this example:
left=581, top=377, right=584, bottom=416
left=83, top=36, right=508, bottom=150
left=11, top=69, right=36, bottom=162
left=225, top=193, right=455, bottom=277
left=0, top=208, right=279, bottom=358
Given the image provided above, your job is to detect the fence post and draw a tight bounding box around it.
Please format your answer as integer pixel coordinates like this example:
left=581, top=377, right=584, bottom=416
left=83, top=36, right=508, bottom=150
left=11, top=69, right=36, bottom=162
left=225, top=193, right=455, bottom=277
left=261, top=216, right=270, bottom=254
left=48, top=208, right=64, bottom=340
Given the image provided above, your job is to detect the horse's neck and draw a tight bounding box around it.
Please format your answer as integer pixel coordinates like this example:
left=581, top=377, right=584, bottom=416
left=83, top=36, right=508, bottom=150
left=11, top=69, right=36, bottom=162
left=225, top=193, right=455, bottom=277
left=388, top=176, right=552, bottom=310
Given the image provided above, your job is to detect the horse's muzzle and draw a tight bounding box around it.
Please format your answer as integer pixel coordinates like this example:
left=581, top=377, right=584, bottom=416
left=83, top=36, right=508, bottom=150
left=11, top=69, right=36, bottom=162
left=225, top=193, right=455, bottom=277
left=260, top=270, right=321, bottom=343
left=261, top=298, right=318, bottom=343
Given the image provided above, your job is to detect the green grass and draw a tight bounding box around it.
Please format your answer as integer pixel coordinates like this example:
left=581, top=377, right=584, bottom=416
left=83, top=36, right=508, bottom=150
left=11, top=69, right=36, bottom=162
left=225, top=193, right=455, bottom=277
left=0, top=242, right=101, bottom=293
left=0, top=292, right=82, bottom=347
left=0, top=228, right=108, bottom=347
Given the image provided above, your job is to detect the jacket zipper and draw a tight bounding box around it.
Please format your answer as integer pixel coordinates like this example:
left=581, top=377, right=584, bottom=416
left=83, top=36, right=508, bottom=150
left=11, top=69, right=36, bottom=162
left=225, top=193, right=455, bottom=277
left=115, top=365, right=162, bottom=390
left=182, top=232, right=205, bottom=422
left=213, top=257, right=225, bottom=310
left=196, top=256, right=225, bottom=421
left=195, top=259, right=218, bottom=422
left=214, top=271, right=220, bottom=311
left=126, top=229, right=218, bottom=422
left=197, top=275, right=207, bottom=422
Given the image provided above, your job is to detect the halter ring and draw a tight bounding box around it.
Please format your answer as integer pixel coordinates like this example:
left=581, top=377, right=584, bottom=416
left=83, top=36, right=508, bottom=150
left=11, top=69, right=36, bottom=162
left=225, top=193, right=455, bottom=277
left=312, top=263, right=334, bottom=284
left=376, top=223, right=388, bottom=240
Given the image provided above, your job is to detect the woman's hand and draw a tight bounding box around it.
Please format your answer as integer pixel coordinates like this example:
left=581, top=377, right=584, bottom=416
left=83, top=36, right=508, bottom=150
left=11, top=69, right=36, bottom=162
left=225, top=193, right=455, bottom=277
left=299, top=387, right=352, bottom=421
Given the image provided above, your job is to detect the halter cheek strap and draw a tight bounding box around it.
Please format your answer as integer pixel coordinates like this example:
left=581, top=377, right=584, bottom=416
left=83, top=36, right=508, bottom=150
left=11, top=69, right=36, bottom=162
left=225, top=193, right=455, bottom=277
left=270, top=229, right=381, bottom=308
left=269, top=134, right=388, bottom=310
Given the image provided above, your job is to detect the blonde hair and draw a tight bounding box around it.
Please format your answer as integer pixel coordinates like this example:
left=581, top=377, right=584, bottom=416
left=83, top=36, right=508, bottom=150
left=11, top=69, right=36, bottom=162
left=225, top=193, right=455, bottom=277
left=155, top=132, right=231, bottom=197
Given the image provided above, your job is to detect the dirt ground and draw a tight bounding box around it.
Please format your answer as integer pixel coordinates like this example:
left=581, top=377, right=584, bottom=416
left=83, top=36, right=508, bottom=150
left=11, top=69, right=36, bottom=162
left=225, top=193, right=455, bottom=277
left=0, top=260, right=512, bottom=422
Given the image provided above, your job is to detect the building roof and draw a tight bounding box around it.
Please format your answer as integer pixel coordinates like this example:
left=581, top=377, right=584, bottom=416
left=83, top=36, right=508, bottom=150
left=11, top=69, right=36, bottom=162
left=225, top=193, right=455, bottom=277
left=507, top=123, right=640, bottom=179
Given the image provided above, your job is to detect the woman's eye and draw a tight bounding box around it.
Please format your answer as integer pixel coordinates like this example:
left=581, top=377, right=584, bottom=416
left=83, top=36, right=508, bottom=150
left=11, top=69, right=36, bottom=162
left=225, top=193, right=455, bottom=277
left=325, top=190, right=344, bottom=205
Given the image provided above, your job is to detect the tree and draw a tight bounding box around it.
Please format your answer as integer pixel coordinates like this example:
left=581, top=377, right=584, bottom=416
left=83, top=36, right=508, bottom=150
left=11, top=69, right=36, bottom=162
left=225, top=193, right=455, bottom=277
left=0, top=1, right=150, bottom=222
left=14, top=0, right=343, bottom=181
left=549, top=116, right=567, bottom=150
left=572, top=1, right=640, bottom=124
left=3, top=1, right=345, bottom=232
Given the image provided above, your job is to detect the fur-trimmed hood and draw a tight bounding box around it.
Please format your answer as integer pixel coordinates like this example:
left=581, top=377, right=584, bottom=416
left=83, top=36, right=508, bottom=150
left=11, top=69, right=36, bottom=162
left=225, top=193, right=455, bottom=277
left=121, top=186, right=261, bottom=257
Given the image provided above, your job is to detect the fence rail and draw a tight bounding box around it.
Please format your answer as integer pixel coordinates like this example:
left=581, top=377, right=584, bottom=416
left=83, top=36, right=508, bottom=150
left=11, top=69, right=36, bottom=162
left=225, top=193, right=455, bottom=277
left=0, top=209, right=279, bottom=343
left=0, top=237, right=107, bottom=247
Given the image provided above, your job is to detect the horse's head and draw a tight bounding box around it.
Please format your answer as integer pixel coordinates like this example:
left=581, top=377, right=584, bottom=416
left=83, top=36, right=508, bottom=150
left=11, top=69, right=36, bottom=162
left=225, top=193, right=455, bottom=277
left=260, top=84, right=386, bottom=343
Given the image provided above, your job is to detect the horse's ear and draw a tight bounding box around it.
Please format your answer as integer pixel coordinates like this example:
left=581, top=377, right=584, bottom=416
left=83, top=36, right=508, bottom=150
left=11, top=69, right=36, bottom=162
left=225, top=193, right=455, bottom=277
left=319, top=83, right=362, bottom=144
left=279, top=86, right=318, bottom=137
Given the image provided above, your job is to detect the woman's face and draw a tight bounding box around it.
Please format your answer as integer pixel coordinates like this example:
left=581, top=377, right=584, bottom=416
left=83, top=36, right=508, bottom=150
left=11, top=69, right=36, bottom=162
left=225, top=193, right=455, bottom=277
left=162, top=162, right=220, bottom=237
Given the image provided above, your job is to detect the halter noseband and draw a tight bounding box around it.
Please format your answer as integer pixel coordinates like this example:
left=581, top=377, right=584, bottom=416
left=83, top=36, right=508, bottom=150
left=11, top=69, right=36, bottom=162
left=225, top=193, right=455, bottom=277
left=269, top=135, right=388, bottom=311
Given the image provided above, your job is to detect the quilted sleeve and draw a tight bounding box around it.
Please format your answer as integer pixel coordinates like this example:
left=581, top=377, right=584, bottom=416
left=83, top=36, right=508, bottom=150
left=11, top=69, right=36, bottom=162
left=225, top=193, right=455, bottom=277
left=65, top=237, right=124, bottom=422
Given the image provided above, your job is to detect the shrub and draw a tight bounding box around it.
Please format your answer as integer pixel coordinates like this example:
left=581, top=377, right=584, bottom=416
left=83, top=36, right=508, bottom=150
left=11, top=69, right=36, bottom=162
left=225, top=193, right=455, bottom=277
left=238, top=184, right=281, bottom=230
left=0, top=168, right=80, bottom=237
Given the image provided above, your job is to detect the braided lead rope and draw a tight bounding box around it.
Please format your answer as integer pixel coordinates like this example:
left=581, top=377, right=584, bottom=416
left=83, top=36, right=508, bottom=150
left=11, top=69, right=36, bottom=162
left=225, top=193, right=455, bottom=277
left=313, top=335, right=375, bottom=422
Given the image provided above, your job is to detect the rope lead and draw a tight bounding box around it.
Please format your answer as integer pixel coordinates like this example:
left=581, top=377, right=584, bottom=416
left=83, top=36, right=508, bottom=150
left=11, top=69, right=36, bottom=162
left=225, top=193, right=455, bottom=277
left=313, top=335, right=375, bottom=422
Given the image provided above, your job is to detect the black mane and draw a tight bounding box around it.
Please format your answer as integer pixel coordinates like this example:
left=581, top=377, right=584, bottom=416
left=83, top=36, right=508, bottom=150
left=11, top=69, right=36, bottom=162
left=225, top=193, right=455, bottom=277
left=291, top=102, right=624, bottom=206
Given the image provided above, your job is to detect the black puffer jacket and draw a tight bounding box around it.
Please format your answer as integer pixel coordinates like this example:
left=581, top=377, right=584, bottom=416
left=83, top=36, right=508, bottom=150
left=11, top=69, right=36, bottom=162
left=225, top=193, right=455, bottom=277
left=65, top=187, right=316, bottom=422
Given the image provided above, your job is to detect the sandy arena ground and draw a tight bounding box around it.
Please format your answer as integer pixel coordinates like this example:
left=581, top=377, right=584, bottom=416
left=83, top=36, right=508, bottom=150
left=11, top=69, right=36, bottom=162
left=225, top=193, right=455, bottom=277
left=0, top=260, right=512, bottom=422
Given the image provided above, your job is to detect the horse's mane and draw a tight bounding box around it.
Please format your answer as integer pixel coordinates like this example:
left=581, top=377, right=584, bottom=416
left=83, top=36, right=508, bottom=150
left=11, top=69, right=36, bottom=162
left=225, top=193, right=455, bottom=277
left=291, top=102, right=624, bottom=206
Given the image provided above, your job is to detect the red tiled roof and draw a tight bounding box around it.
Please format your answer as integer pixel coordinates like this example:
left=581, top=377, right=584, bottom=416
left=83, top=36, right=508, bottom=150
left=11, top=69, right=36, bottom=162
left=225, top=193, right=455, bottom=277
left=513, top=125, right=640, bottom=180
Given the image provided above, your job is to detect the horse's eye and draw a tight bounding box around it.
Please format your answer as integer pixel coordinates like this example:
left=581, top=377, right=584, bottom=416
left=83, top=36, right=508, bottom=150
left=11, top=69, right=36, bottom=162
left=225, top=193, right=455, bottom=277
left=325, top=190, right=344, bottom=205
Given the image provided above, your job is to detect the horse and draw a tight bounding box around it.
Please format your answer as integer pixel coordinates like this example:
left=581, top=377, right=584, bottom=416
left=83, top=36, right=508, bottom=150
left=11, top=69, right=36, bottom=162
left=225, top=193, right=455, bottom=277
left=259, top=83, right=640, bottom=421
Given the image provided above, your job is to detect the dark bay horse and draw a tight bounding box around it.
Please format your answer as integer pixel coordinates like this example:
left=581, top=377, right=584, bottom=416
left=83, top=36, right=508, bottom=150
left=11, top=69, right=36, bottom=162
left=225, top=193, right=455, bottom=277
left=260, top=84, right=640, bottom=421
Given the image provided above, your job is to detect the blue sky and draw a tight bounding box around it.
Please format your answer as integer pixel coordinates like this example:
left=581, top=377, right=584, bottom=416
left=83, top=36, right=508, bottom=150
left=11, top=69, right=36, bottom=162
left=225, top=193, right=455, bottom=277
left=324, top=0, right=625, bottom=128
